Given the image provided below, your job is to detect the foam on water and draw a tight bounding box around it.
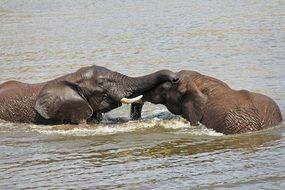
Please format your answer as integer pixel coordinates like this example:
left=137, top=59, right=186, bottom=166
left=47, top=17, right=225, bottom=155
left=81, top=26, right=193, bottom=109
left=29, top=116, right=223, bottom=137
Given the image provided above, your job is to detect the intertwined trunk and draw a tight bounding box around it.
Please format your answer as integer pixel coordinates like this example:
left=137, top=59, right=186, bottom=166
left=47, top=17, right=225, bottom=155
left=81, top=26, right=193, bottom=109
left=119, top=70, right=177, bottom=98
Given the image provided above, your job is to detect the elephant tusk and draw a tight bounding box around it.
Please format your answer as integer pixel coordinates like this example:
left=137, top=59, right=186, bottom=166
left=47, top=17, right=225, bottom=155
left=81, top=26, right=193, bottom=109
left=120, top=95, right=143, bottom=104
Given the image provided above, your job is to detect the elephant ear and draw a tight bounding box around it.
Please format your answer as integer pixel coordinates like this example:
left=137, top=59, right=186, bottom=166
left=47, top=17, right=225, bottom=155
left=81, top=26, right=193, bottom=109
left=35, top=81, right=93, bottom=124
left=181, top=81, right=208, bottom=126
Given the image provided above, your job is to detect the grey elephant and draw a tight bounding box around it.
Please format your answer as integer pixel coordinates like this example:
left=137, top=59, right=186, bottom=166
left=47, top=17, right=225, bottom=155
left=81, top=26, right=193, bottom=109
left=0, top=65, right=178, bottom=124
left=131, top=70, right=282, bottom=134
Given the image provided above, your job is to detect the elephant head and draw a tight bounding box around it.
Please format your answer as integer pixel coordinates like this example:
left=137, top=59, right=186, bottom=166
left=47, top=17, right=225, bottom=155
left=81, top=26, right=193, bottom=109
left=131, top=70, right=230, bottom=126
left=35, top=65, right=179, bottom=124
left=130, top=79, right=183, bottom=120
left=130, top=72, right=189, bottom=117
left=132, top=70, right=232, bottom=122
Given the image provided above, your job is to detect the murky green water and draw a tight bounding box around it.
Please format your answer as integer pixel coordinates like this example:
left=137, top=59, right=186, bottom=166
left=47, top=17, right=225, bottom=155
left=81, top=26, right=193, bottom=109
left=0, top=0, right=285, bottom=189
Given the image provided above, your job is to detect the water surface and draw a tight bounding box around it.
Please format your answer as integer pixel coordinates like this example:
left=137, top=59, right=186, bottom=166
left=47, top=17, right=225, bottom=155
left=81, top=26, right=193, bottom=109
left=0, top=0, right=285, bottom=189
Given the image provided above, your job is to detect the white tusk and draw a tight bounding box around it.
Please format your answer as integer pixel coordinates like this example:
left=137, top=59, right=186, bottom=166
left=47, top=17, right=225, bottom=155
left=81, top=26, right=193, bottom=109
left=120, top=95, right=143, bottom=104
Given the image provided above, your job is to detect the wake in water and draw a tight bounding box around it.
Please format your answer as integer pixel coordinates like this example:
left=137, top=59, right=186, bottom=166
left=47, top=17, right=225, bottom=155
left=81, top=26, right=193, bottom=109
left=27, top=112, right=223, bottom=136
left=2, top=112, right=284, bottom=137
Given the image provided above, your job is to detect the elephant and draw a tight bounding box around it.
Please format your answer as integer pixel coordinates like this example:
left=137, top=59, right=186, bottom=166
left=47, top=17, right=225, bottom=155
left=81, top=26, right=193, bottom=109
left=0, top=65, right=179, bottom=125
left=130, top=70, right=282, bottom=134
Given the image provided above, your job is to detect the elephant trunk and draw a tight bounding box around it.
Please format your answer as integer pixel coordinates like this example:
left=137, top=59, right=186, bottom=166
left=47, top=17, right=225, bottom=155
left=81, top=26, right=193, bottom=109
left=115, top=70, right=179, bottom=103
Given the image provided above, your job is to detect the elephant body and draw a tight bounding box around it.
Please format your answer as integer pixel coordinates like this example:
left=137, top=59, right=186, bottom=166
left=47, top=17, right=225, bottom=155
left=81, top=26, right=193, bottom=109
left=131, top=70, right=282, bottom=134
left=0, top=81, right=46, bottom=123
left=0, top=65, right=178, bottom=124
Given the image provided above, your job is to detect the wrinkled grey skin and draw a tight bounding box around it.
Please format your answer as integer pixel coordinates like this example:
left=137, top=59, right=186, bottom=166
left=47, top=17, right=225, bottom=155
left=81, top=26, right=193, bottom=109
left=0, top=65, right=178, bottom=124
left=131, top=70, right=282, bottom=134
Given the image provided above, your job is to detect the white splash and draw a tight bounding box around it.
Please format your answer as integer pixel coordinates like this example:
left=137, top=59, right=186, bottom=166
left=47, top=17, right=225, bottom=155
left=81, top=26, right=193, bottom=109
left=30, top=116, right=223, bottom=137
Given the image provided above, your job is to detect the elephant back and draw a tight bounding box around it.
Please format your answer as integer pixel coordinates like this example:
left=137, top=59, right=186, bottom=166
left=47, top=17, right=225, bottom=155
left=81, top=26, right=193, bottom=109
left=0, top=82, right=44, bottom=123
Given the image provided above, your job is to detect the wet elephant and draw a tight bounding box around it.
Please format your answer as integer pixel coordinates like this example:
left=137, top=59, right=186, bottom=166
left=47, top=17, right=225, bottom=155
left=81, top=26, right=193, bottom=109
left=0, top=65, right=178, bottom=124
left=131, top=70, right=282, bottom=134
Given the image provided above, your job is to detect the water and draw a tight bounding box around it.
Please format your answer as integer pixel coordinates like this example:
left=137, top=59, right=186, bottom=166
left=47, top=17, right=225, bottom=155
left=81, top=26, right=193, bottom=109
left=0, top=0, right=285, bottom=189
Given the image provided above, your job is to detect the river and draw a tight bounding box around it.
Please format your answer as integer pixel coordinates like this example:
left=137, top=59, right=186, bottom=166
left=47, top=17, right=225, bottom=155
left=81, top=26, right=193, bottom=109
left=0, top=0, right=285, bottom=189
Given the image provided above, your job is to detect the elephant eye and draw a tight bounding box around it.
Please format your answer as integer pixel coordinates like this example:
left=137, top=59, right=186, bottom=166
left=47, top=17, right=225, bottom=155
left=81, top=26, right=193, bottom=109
left=97, top=78, right=104, bottom=86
